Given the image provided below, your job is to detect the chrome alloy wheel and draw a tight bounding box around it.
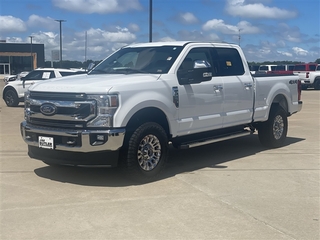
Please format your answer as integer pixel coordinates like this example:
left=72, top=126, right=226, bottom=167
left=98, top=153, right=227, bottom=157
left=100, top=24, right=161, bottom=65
left=273, top=115, right=284, bottom=140
left=137, top=134, right=161, bottom=171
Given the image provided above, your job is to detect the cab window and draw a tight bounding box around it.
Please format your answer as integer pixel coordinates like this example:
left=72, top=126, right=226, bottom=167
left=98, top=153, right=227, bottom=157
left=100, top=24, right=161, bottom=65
left=179, top=48, right=213, bottom=71
left=211, top=48, right=245, bottom=76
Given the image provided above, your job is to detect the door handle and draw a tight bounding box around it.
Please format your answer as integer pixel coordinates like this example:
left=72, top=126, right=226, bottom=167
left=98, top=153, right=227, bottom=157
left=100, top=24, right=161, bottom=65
left=213, top=85, right=223, bottom=91
left=244, top=83, right=252, bottom=89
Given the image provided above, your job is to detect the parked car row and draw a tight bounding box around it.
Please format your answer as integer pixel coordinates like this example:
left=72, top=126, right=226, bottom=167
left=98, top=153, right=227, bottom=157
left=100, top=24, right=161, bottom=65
left=300, top=64, right=320, bottom=90
left=250, top=62, right=319, bottom=90
left=2, top=68, right=87, bottom=107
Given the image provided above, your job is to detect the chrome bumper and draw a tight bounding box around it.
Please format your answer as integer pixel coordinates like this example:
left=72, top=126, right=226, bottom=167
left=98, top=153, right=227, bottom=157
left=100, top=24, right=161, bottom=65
left=20, top=121, right=125, bottom=152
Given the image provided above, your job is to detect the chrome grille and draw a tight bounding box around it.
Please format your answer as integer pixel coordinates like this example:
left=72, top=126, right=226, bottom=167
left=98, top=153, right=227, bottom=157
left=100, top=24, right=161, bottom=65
left=26, top=92, right=96, bottom=128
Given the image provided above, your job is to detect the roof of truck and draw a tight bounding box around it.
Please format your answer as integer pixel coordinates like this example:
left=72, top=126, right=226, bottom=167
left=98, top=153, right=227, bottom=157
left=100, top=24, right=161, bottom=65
left=123, top=41, right=234, bottom=48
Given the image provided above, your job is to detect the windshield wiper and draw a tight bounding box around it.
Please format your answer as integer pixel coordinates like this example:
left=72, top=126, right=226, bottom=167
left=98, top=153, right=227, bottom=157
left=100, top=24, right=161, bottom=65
left=89, top=69, right=109, bottom=74
left=116, top=68, right=150, bottom=74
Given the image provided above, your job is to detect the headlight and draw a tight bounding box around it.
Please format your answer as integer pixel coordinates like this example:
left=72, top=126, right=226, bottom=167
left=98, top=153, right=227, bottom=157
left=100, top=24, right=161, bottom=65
left=87, top=94, right=119, bottom=127
left=24, top=91, right=31, bottom=120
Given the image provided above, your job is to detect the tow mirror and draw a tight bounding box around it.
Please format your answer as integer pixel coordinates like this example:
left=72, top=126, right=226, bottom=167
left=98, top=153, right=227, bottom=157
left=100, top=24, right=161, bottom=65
left=87, top=63, right=95, bottom=72
left=177, top=60, right=212, bottom=85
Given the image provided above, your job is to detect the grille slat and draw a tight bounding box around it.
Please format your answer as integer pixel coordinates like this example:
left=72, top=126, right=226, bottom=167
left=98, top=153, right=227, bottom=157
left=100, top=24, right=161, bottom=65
left=26, top=92, right=96, bottom=128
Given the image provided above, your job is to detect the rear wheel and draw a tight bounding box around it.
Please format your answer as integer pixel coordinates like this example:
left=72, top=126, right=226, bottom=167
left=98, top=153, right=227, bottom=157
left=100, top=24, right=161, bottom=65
left=4, top=89, right=19, bottom=107
left=119, top=122, right=168, bottom=182
left=258, top=106, right=288, bottom=148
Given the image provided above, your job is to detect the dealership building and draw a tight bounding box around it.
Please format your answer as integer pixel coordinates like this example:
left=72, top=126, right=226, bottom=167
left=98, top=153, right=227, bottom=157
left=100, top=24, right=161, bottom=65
left=0, top=41, right=45, bottom=77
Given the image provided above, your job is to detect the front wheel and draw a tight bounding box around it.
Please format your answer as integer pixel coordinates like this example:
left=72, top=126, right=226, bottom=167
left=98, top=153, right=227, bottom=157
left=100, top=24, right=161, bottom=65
left=258, top=106, right=288, bottom=148
left=119, top=122, right=168, bottom=182
left=4, top=89, right=19, bottom=107
left=313, top=78, right=320, bottom=90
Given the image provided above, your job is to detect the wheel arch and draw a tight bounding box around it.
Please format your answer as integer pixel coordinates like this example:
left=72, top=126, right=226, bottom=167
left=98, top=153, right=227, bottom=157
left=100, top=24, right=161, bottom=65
left=271, top=94, right=288, bottom=114
left=2, top=86, right=18, bottom=100
left=125, top=107, right=171, bottom=139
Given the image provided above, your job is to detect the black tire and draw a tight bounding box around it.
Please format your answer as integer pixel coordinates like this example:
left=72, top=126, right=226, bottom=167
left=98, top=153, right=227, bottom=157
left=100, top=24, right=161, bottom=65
left=258, top=106, right=288, bottom=148
left=313, top=78, right=320, bottom=90
left=119, top=122, right=168, bottom=182
left=301, top=85, right=308, bottom=90
left=4, top=89, right=19, bottom=107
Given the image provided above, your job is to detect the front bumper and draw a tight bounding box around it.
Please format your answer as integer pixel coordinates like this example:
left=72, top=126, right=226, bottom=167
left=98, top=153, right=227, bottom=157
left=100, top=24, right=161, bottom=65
left=20, top=121, right=125, bottom=153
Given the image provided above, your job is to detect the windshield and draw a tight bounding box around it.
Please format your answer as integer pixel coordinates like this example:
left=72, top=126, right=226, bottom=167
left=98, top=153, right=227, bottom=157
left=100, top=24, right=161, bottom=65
left=89, top=46, right=183, bottom=75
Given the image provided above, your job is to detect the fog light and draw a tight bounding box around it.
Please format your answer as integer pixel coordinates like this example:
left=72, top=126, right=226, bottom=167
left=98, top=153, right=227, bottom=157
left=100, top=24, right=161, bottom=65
left=97, top=135, right=105, bottom=141
left=90, top=133, right=108, bottom=146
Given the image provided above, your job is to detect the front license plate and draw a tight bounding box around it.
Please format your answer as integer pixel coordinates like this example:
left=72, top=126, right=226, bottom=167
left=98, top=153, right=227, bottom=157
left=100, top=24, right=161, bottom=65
left=39, top=136, right=54, bottom=149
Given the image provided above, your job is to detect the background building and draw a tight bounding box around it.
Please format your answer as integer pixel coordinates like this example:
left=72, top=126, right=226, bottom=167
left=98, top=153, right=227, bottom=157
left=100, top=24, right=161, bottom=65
left=0, top=42, right=45, bottom=76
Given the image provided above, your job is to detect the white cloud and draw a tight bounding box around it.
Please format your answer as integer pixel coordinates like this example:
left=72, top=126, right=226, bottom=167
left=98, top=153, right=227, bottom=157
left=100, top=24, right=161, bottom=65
left=203, top=19, right=238, bottom=34
left=237, top=21, right=260, bottom=34
left=202, top=19, right=260, bottom=35
left=5, top=37, right=24, bottom=43
left=226, top=0, right=297, bottom=19
left=292, top=47, right=308, bottom=56
left=128, top=23, right=140, bottom=33
left=52, top=0, right=142, bottom=14
left=177, top=12, right=199, bottom=24
left=158, top=36, right=176, bottom=42
left=277, top=51, right=293, bottom=57
left=0, top=16, right=27, bottom=33
left=27, top=15, right=57, bottom=31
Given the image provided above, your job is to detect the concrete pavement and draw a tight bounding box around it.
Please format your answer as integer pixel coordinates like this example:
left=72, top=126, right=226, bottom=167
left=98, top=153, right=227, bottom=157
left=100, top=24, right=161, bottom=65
left=0, top=80, right=319, bottom=240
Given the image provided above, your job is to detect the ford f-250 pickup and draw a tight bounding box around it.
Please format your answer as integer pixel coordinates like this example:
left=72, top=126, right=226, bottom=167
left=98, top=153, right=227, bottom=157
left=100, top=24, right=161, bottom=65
left=20, top=41, right=302, bottom=181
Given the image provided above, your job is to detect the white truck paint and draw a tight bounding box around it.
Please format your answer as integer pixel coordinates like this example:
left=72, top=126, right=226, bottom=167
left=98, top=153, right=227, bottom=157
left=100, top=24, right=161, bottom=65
left=20, top=42, right=302, bottom=181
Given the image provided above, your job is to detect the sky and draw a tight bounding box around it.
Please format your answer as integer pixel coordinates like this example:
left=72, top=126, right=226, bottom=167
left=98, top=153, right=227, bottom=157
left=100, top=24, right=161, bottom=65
left=0, top=0, right=319, bottom=63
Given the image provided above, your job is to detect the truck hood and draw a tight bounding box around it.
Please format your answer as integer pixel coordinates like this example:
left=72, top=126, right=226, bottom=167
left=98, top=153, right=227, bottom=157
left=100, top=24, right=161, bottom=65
left=29, top=73, right=161, bottom=93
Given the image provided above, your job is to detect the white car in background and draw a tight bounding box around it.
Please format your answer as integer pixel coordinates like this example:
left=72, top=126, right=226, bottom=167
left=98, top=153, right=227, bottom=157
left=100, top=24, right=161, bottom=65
left=3, top=74, right=17, bottom=83
left=2, top=68, right=86, bottom=107
left=3, top=71, right=30, bottom=84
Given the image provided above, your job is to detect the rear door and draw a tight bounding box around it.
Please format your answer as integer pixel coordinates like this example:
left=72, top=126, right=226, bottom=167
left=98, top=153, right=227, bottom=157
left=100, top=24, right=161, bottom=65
left=211, top=46, right=254, bottom=127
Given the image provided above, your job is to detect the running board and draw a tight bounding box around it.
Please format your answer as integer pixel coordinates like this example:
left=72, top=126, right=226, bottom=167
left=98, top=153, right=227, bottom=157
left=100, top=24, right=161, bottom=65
left=177, top=130, right=253, bottom=149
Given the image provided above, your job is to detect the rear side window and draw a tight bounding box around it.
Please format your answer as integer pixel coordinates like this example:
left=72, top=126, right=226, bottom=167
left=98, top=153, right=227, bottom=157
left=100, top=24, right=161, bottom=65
left=294, top=65, right=306, bottom=71
left=211, top=48, right=245, bottom=76
left=309, top=65, right=316, bottom=71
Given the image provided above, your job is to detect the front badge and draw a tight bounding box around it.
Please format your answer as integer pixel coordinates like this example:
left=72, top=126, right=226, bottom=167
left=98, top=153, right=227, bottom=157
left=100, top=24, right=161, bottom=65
left=40, top=103, right=57, bottom=116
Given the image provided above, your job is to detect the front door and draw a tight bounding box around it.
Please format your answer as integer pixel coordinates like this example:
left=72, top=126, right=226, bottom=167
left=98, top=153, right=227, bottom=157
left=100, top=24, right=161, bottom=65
left=176, top=46, right=224, bottom=136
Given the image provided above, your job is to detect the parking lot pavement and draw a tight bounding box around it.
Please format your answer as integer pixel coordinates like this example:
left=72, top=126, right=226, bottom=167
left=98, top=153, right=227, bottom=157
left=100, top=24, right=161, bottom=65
left=0, top=80, right=319, bottom=240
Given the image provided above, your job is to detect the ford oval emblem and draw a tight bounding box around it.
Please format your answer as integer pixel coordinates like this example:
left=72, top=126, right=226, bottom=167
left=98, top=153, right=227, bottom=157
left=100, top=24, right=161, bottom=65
left=40, top=103, right=57, bottom=116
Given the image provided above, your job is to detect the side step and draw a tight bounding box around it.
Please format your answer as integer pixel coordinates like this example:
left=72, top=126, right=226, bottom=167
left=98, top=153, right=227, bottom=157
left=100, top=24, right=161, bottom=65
left=177, top=129, right=254, bottom=149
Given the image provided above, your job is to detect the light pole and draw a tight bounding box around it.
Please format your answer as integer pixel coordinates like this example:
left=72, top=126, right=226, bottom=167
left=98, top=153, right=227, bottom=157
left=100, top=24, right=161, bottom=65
left=149, top=0, right=152, bottom=42
left=29, top=36, right=33, bottom=70
left=55, top=19, right=66, bottom=68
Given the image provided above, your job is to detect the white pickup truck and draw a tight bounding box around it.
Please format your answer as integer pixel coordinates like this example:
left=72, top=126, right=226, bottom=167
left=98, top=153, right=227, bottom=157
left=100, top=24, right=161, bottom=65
left=21, top=41, right=302, bottom=181
left=300, top=64, right=320, bottom=90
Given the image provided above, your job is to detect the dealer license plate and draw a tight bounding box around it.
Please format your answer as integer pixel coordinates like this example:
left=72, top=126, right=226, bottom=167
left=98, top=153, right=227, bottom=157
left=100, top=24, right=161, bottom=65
left=39, top=136, right=54, bottom=149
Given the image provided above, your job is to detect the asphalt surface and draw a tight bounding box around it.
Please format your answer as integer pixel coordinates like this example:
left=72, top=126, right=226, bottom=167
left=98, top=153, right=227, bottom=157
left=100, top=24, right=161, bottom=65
left=0, top=80, right=319, bottom=240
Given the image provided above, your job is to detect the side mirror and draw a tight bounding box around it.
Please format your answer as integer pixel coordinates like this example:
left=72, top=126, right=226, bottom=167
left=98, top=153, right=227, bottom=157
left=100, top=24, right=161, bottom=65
left=87, top=63, right=95, bottom=72
left=177, top=60, right=212, bottom=85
